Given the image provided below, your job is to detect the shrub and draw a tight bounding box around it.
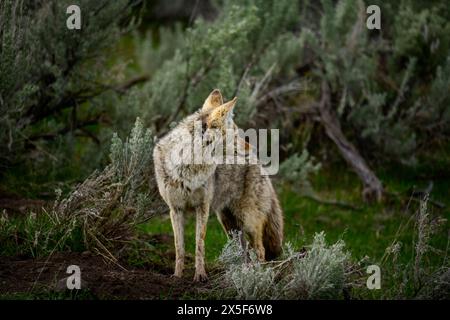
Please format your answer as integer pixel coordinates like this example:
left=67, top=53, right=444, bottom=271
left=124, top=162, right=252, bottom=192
left=300, top=0, right=450, bottom=164
left=0, top=0, right=134, bottom=172
left=217, top=231, right=351, bottom=300
left=283, top=232, right=350, bottom=299
left=53, top=118, right=158, bottom=259
left=278, top=150, right=321, bottom=195
left=125, top=0, right=303, bottom=132
left=0, top=118, right=159, bottom=259
left=380, top=194, right=450, bottom=299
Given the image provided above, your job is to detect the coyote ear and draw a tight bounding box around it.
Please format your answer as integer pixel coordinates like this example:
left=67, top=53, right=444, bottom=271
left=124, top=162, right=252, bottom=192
left=220, top=97, right=237, bottom=114
left=207, top=97, right=237, bottom=127
left=202, top=89, right=223, bottom=112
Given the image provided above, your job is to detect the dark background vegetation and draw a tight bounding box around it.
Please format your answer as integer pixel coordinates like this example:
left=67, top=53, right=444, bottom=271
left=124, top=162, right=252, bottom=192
left=0, top=0, right=449, bottom=299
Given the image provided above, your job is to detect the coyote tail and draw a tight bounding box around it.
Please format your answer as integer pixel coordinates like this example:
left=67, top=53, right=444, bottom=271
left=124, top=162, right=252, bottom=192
left=263, top=194, right=284, bottom=260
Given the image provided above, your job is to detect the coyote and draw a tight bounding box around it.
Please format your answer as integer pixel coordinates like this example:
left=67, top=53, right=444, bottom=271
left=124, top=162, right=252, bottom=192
left=153, top=89, right=283, bottom=281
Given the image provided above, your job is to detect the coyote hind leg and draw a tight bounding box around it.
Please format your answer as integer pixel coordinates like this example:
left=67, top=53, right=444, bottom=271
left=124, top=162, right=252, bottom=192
left=244, top=215, right=266, bottom=261
left=217, top=207, right=240, bottom=236
left=248, top=230, right=265, bottom=261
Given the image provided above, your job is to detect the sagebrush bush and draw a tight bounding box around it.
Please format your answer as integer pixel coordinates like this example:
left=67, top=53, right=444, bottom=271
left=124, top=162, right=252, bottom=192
left=53, top=118, right=159, bottom=259
left=300, top=0, right=450, bottom=164
left=0, top=118, right=159, bottom=259
left=0, top=0, right=134, bottom=180
left=278, top=150, right=321, bottom=195
left=218, top=231, right=248, bottom=267
left=217, top=231, right=351, bottom=300
left=125, top=0, right=303, bottom=130
left=283, top=232, right=350, bottom=299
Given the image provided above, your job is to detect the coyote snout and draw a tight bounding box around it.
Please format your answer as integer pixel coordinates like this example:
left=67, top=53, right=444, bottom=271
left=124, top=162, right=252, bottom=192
left=153, top=89, right=284, bottom=281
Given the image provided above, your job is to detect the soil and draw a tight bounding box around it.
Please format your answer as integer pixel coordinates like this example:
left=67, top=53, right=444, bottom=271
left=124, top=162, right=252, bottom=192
left=0, top=250, right=213, bottom=299
left=0, top=191, right=215, bottom=300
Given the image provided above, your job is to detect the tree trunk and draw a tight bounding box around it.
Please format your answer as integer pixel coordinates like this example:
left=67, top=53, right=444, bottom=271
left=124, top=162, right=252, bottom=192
left=317, top=81, right=383, bottom=202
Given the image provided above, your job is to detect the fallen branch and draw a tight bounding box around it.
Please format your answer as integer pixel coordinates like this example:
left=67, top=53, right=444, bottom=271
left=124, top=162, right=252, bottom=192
left=315, top=80, right=384, bottom=202
left=386, top=182, right=446, bottom=209
left=304, top=193, right=362, bottom=211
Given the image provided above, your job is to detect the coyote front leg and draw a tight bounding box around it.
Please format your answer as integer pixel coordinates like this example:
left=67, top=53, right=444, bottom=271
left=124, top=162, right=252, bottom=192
left=170, top=208, right=185, bottom=277
left=194, top=203, right=209, bottom=282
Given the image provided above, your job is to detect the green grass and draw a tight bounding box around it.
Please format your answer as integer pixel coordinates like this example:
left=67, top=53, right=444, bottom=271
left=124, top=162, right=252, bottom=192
left=139, top=163, right=449, bottom=299
left=141, top=164, right=450, bottom=266
left=140, top=214, right=229, bottom=262
left=1, top=160, right=449, bottom=299
left=0, top=211, right=86, bottom=258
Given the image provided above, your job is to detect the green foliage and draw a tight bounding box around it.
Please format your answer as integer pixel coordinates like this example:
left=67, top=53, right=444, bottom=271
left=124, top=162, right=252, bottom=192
left=283, top=232, right=350, bottom=299
left=0, top=118, right=157, bottom=259
left=0, top=0, right=132, bottom=168
left=53, top=118, right=157, bottom=255
left=300, top=0, right=450, bottom=164
left=393, top=2, right=450, bottom=72
left=130, top=25, right=186, bottom=75
left=216, top=231, right=351, bottom=299
left=124, top=0, right=302, bottom=132
left=0, top=209, right=84, bottom=258
left=278, top=150, right=321, bottom=195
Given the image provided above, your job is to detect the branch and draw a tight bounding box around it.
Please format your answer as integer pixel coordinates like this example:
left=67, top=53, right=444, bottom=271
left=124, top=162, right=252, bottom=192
left=316, top=80, right=384, bottom=202
left=233, top=53, right=258, bottom=97
left=255, top=81, right=303, bottom=108
left=386, top=182, right=446, bottom=209
left=98, top=74, right=150, bottom=94
left=303, top=193, right=362, bottom=211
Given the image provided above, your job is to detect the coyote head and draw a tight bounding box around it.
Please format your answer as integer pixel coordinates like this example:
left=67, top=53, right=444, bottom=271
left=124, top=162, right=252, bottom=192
left=201, top=91, right=237, bottom=133
left=170, top=89, right=252, bottom=166
left=201, top=89, right=252, bottom=155
left=194, top=90, right=237, bottom=157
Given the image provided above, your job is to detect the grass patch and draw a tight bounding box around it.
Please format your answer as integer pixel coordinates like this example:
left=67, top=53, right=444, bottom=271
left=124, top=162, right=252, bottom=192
left=1, top=163, right=448, bottom=299
left=0, top=210, right=85, bottom=258
left=139, top=164, right=449, bottom=299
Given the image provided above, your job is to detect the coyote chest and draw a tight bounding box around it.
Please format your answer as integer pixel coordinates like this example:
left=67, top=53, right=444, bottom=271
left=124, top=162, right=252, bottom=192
left=165, top=164, right=215, bottom=210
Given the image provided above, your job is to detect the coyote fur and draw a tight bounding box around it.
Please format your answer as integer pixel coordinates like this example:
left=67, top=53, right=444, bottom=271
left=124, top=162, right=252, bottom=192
left=153, top=89, right=283, bottom=281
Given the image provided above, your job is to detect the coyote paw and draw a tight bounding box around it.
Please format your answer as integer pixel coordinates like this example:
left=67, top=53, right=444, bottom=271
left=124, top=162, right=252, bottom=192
left=193, top=272, right=208, bottom=283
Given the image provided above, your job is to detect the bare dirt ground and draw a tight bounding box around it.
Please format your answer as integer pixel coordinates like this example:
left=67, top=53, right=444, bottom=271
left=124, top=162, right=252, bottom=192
left=0, top=190, right=215, bottom=300
left=0, top=250, right=212, bottom=299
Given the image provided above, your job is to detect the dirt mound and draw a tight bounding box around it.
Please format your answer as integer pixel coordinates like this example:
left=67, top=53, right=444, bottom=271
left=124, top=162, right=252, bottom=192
left=0, top=251, right=211, bottom=299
